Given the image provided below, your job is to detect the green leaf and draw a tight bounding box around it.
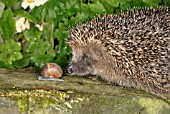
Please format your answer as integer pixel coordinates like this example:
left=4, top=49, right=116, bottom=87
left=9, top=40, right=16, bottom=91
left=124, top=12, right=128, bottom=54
left=31, top=0, right=58, bottom=22
left=31, top=6, right=43, bottom=22
left=14, top=10, right=37, bottom=23
left=13, top=54, right=30, bottom=68
left=0, top=2, right=5, bottom=18
left=143, top=0, right=160, bottom=6
left=54, top=12, right=89, bottom=41
left=89, top=1, right=106, bottom=14
left=47, top=8, right=56, bottom=21
left=65, top=0, right=80, bottom=16
left=23, top=28, right=42, bottom=42
left=58, top=40, right=71, bottom=55
left=54, top=27, right=73, bottom=66
left=41, top=6, right=48, bottom=21
left=99, top=0, right=123, bottom=13
left=0, top=39, right=22, bottom=66
left=119, top=0, right=149, bottom=11
left=0, top=8, right=16, bottom=40
left=55, top=53, right=70, bottom=68
left=25, top=39, right=50, bottom=54
left=7, top=52, right=23, bottom=65
left=70, top=12, right=89, bottom=25
left=0, top=0, right=17, bottom=8
left=0, top=60, right=13, bottom=68
left=55, top=39, right=71, bottom=68
left=30, top=54, right=53, bottom=68
left=65, top=0, right=77, bottom=10
left=25, top=39, right=53, bottom=67
left=103, top=0, right=122, bottom=7
left=47, top=48, right=56, bottom=57
left=80, top=4, right=90, bottom=14
left=162, top=0, right=170, bottom=5
left=54, top=27, right=68, bottom=41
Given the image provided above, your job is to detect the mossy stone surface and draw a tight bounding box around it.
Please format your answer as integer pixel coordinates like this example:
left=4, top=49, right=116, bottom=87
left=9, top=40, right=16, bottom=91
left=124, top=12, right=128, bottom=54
left=0, top=68, right=169, bottom=114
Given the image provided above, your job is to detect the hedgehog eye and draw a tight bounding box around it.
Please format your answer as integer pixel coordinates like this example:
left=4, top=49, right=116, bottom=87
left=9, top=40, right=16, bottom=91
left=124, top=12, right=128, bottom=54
left=82, top=54, right=88, bottom=61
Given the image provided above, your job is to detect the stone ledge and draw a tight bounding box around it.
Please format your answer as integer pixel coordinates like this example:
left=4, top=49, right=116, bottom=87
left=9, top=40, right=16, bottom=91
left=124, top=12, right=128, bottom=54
left=0, top=68, right=169, bottom=114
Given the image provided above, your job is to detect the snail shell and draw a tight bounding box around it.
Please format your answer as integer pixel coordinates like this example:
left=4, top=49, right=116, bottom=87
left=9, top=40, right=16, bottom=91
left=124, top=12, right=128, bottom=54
left=39, top=63, right=63, bottom=78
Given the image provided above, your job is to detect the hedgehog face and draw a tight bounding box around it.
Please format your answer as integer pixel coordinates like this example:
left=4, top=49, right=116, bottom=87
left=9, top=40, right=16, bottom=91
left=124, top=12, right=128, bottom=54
left=67, top=48, right=97, bottom=76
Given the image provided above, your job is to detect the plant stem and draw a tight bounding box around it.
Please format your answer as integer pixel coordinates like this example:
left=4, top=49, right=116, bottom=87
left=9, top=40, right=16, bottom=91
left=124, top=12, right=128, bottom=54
left=50, top=22, right=54, bottom=49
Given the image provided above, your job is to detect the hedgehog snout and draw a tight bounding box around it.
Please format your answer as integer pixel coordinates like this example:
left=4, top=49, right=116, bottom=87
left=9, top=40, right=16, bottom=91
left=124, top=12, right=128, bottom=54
left=67, top=65, right=73, bottom=73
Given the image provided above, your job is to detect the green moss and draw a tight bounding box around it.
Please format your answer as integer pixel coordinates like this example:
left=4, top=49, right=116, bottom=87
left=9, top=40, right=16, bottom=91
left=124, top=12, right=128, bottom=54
left=138, top=98, right=170, bottom=114
left=0, top=89, right=92, bottom=113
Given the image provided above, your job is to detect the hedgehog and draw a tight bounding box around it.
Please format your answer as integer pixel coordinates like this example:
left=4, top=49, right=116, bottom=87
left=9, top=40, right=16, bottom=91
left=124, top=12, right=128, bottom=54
left=66, top=7, right=170, bottom=98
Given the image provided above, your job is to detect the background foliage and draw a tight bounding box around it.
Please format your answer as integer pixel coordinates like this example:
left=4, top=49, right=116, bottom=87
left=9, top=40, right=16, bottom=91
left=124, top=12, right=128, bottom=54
left=0, top=0, right=169, bottom=69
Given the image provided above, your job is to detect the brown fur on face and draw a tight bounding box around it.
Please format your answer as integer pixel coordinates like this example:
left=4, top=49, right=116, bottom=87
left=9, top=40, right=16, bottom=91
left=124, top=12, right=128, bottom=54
left=66, top=7, right=170, bottom=98
left=67, top=43, right=103, bottom=76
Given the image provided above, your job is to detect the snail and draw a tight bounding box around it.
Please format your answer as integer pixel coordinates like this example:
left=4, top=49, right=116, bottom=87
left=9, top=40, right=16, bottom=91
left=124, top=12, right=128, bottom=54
left=38, top=63, right=64, bottom=81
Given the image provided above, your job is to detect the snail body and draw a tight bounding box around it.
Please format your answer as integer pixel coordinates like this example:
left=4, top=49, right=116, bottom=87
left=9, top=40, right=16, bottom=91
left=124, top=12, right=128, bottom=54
left=38, top=63, right=64, bottom=81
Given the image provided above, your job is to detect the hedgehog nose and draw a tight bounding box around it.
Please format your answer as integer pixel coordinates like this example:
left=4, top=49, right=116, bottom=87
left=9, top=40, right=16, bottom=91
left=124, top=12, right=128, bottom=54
left=67, top=66, right=73, bottom=73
